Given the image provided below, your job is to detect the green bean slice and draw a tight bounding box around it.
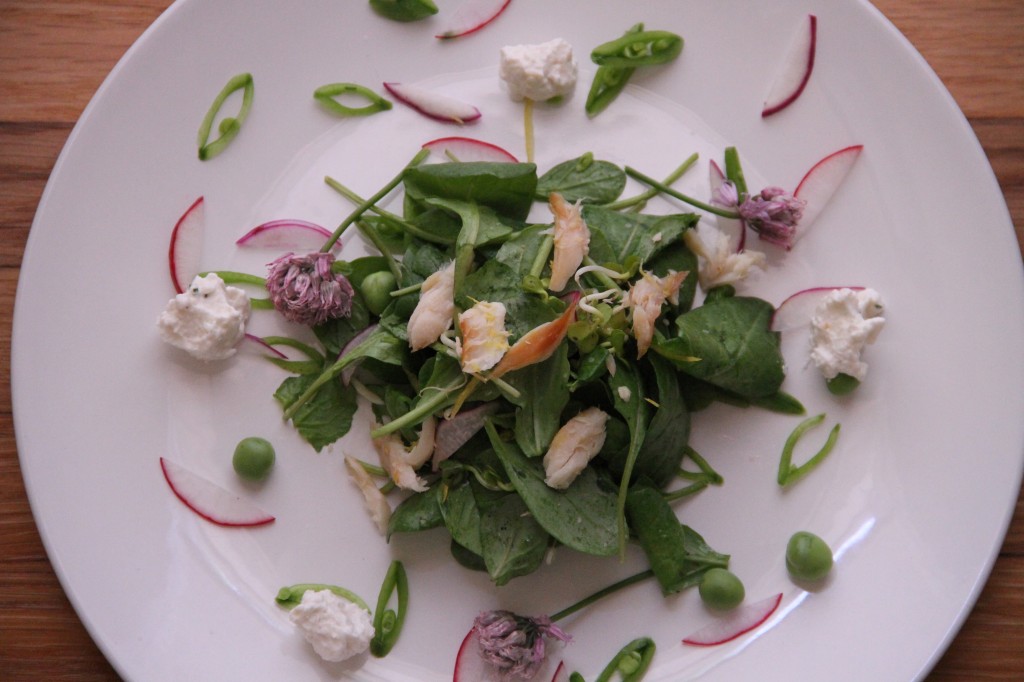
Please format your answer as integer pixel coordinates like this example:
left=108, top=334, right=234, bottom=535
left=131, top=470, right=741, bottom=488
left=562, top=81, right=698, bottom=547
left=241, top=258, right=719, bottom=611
left=314, top=83, right=392, bottom=117
left=197, top=72, right=254, bottom=160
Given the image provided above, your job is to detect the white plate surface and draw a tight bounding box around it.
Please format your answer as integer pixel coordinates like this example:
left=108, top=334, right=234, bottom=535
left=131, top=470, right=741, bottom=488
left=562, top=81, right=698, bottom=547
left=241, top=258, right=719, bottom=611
left=13, top=1, right=1024, bottom=680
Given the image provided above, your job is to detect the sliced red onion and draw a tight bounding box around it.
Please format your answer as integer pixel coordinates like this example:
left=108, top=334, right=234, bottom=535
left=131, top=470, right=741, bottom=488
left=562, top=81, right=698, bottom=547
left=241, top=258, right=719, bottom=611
left=235, top=219, right=339, bottom=252
left=384, top=82, right=482, bottom=124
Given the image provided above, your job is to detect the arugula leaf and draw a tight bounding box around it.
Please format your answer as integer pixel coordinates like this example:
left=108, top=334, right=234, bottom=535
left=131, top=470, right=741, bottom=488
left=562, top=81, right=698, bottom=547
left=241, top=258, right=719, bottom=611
left=654, top=296, right=785, bottom=399
left=536, top=154, right=626, bottom=204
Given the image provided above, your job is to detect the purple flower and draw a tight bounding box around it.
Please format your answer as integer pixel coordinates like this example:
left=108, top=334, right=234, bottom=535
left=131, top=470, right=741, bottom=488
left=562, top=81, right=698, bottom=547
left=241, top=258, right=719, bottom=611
left=473, top=610, right=571, bottom=679
left=713, top=182, right=805, bottom=250
left=266, top=252, right=354, bottom=326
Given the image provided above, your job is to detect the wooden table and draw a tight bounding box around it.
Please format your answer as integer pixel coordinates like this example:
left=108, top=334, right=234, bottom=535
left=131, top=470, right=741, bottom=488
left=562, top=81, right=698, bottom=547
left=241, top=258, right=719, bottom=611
left=1, top=1, right=1021, bottom=679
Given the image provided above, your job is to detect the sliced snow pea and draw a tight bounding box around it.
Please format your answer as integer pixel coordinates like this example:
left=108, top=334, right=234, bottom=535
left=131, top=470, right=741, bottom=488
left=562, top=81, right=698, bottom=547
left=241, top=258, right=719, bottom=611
left=370, top=560, right=408, bottom=657
left=590, top=30, right=683, bottom=69
left=314, top=82, right=392, bottom=117
left=586, top=23, right=643, bottom=117
left=594, top=637, right=656, bottom=682
left=197, top=72, right=253, bottom=161
left=777, top=413, right=841, bottom=486
left=369, top=0, right=438, bottom=22
left=274, top=583, right=370, bottom=611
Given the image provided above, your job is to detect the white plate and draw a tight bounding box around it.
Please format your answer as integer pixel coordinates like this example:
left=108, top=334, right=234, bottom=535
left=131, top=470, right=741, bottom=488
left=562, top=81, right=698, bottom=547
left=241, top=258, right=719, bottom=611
left=13, top=1, right=1023, bottom=680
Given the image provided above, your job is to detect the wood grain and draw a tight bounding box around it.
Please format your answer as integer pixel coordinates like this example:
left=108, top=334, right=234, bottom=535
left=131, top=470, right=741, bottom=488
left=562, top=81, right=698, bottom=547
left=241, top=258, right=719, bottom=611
left=1, top=1, right=1021, bottom=680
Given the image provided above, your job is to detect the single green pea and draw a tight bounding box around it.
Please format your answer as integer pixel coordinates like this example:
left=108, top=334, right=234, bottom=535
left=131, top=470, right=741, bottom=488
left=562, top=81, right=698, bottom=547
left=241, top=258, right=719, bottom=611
left=698, top=567, right=745, bottom=610
left=361, top=270, right=398, bottom=316
left=826, top=373, right=861, bottom=395
left=232, top=436, right=276, bottom=481
left=786, top=531, right=834, bottom=582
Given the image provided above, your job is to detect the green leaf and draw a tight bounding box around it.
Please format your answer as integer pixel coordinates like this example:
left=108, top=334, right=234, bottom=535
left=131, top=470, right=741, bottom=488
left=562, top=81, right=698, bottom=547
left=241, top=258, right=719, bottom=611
left=583, top=204, right=698, bottom=266
left=654, top=296, right=785, bottom=399
left=506, top=343, right=571, bottom=456
left=536, top=155, right=626, bottom=204
left=478, top=491, right=550, bottom=585
left=387, top=486, right=444, bottom=539
left=495, top=224, right=551, bottom=277
left=440, top=481, right=484, bottom=556
left=274, top=373, right=358, bottom=451
left=403, top=161, right=538, bottom=222
left=487, top=422, right=619, bottom=556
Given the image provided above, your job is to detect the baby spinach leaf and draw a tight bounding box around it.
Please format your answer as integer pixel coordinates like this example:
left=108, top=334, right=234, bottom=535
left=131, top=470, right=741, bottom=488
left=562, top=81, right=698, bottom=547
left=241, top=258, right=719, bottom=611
left=583, top=205, right=698, bottom=266
left=387, top=486, right=444, bottom=539
left=440, top=480, right=484, bottom=556
left=506, top=344, right=571, bottom=456
left=536, top=155, right=626, bottom=204
left=477, top=491, right=550, bottom=585
left=274, top=373, right=358, bottom=452
left=458, top=260, right=560, bottom=340
left=654, top=296, right=784, bottom=399
left=403, top=161, right=538, bottom=222
left=607, top=357, right=650, bottom=554
left=495, top=224, right=551, bottom=277
left=314, top=293, right=370, bottom=356
left=487, top=422, right=619, bottom=556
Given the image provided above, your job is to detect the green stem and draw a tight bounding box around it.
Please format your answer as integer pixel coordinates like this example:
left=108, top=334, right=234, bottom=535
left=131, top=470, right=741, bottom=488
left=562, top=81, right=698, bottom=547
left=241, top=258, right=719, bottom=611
left=723, top=146, right=748, bottom=197
left=324, top=175, right=453, bottom=245
left=259, top=336, right=325, bottom=363
left=390, top=282, right=423, bottom=298
left=529, top=234, right=554, bottom=280
left=580, top=256, right=623, bottom=292
left=369, top=380, right=462, bottom=438
left=624, top=166, right=740, bottom=218
left=549, top=569, right=654, bottom=622
left=204, top=270, right=266, bottom=287
left=605, top=152, right=698, bottom=210
left=355, top=220, right=404, bottom=284
left=320, top=147, right=430, bottom=253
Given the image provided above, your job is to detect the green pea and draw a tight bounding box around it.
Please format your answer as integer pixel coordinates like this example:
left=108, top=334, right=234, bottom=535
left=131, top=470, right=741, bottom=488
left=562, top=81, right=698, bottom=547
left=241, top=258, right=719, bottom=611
left=361, top=270, right=398, bottom=316
left=786, top=531, right=834, bottom=582
left=368, top=0, right=437, bottom=22
left=232, top=436, right=276, bottom=481
left=826, top=373, right=861, bottom=395
left=698, top=568, right=745, bottom=610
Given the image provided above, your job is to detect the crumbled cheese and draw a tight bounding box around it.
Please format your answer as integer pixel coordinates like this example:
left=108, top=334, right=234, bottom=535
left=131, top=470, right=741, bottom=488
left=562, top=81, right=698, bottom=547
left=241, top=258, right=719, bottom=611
left=809, top=288, right=885, bottom=381
left=157, top=273, right=250, bottom=360
left=289, top=589, right=374, bottom=663
left=499, top=38, right=578, bottom=102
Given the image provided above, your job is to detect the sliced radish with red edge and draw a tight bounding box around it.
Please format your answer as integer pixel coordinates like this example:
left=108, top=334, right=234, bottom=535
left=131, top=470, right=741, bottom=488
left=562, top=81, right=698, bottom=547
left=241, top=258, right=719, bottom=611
left=682, top=592, right=783, bottom=646
left=159, top=457, right=275, bottom=527
left=762, top=15, right=817, bottom=118
left=384, top=82, right=481, bottom=124
left=423, top=136, right=518, bottom=163
left=772, top=286, right=866, bottom=332
left=435, top=0, right=513, bottom=40
left=236, top=219, right=339, bottom=252
left=709, top=159, right=745, bottom=253
left=793, top=144, right=864, bottom=235
left=550, top=661, right=569, bottom=682
left=169, top=196, right=204, bottom=294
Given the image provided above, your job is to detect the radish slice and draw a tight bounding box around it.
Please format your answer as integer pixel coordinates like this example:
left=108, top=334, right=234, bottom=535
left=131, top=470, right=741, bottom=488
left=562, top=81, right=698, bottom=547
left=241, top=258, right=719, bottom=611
left=793, top=145, right=864, bottom=234
left=236, top=219, right=338, bottom=252
left=762, top=15, right=817, bottom=118
left=383, top=82, right=481, bottom=124
left=709, top=159, right=745, bottom=253
left=771, top=286, right=866, bottom=332
left=159, top=457, right=275, bottom=527
left=169, top=196, right=204, bottom=294
left=338, top=323, right=379, bottom=385
left=682, top=592, right=783, bottom=646
left=435, top=0, right=512, bottom=40
left=433, top=402, right=500, bottom=469
left=422, top=136, right=518, bottom=163
left=550, top=661, right=569, bottom=682
left=242, top=333, right=289, bottom=359
left=453, top=627, right=562, bottom=682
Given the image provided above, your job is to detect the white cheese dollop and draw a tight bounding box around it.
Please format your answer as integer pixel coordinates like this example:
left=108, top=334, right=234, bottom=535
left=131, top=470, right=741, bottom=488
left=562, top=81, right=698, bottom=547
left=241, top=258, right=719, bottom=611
left=499, top=38, right=577, bottom=102
left=809, top=288, right=885, bottom=381
left=289, top=589, right=375, bottom=663
left=157, top=273, right=250, bottom=361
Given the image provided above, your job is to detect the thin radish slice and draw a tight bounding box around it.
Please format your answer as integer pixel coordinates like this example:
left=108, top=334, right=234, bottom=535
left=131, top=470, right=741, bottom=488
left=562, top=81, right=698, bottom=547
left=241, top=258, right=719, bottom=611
left=793, top=145, right=864, bottom=235
left=772, top=286, right=866, bottom=332
left=453, top=627, right=562, bottom=682
left=383, top=82, right=481, bottom=124
left=422, top=136, right=518, bottom=163
left=762, top=14, right=817, bottom=118
left=550, top=661, right=569, bottom=682
left=709, top=159, right=745, bottom=253
left=435, top=0, right=513, bottom=40
left=242, top=333, right=289, bottom=359
left=159, top=457, right=275, bottom=527
left=682, top=592, right=783, bottom=646
left=169, top=196, right=204, bottom=294
left=236, top=219, right=339, bottom=252
left=433, top=402, right=500, bottom=469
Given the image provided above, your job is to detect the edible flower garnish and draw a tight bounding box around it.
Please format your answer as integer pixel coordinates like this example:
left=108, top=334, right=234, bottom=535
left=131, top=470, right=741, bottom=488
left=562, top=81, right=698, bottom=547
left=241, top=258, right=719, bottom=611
left=265, top=251, right=354, bottom=326
left=473, top=610, right=571, bottom=679
left=714, top=181, right=805, bottom=250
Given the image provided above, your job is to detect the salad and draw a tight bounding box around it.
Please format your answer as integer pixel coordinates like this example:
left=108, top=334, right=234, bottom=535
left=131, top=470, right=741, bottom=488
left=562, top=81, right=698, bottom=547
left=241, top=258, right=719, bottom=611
left=156, top=6, right=884, bottom=679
